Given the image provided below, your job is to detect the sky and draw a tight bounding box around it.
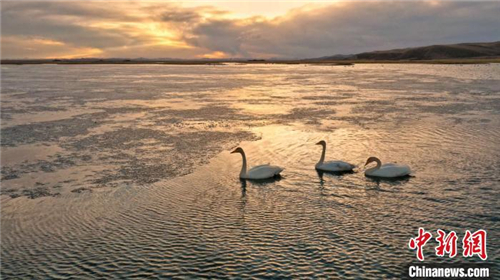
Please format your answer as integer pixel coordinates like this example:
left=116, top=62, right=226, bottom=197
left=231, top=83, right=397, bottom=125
left=1, top=1, right=500, bottom=59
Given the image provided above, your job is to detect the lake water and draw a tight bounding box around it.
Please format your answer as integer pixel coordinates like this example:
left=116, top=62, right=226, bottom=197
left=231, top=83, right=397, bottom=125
left=1, top=64, right=499, bottom=278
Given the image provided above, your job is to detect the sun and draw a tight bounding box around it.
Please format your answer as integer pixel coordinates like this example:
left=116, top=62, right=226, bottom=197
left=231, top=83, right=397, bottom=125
left=197, top=51, right=227, bottom=59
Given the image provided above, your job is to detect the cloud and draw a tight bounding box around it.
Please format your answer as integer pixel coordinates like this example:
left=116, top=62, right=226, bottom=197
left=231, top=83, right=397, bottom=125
left=187, top=1, right=500, bottom=58
left=186, top=19, right=251, bottom=56
left=1, top=1, right=500, bottom=59
left=1, top=36, right=102, bottom=58
left=160, top=10, right=200, bottom=23
left=1, top=2, right=146, bottom=50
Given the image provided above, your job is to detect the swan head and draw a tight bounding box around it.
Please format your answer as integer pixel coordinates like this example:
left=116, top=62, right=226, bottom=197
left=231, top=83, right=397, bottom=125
left=315, top=140, right=326, bottom=146
left=231, top=147, right=244, bottom=154
left=364, top=156, right=381, bottom=167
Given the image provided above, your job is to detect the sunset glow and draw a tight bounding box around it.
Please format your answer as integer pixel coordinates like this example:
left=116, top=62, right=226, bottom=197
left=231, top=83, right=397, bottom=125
left=1, top=1, right=500, bottom=59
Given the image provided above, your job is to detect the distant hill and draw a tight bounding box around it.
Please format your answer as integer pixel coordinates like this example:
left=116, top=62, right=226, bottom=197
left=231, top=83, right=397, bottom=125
left=3, top=41, right=500, bottom=65
left=353, top=41, right=500, bottom=60
left=307, top=54, right=355, bottom=60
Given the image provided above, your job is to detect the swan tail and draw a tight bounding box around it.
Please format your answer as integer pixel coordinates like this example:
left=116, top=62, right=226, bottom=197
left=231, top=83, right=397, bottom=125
left=275, top=167, right=284, bottom=175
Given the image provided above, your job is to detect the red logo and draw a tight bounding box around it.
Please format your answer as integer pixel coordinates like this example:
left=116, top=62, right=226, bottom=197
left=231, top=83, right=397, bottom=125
left=408, top=228, right=433, bottom=261
left=435, top=229, right=458, bottom=258
left=409, top=228, right=487, bottom=261
left=462, top=230, right=487, bottom=260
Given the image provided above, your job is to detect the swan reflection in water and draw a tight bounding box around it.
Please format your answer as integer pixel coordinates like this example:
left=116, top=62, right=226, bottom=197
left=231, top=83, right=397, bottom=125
left=238, top=176, right=283, bottom=213
left=239, top=176, right=283, bottom=189
left=365, top=174, right=412, bottom=189
left=316, top=169, right=355, bottom=181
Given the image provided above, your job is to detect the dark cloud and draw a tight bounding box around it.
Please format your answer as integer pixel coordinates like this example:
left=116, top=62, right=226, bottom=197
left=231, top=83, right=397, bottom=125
left=1, top=1, right=140, bottom=21
left=160, top=10, right=200, bottom=23
left=186, top=1, right=500, bottom=58
left=1, top=2, right=144, bottom=50
left=1, top=1, right=500, bottom=59
left=186, top=20, right=250, bottom=56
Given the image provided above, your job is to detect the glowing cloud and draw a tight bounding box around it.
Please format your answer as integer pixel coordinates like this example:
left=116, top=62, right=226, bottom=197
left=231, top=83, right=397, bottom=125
left=1, top=1, right=499, bottom=59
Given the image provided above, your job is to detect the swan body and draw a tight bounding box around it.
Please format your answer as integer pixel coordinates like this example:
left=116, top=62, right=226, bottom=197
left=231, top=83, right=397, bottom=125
left=364, top=157, right=411, bottom=178
left=315, top=140, right=355, bottom=172
left=316, top=160, right=355, bottom=172
left=245, top=164, right=284, bottom=180
left=231, top=147, right=283, bottom=180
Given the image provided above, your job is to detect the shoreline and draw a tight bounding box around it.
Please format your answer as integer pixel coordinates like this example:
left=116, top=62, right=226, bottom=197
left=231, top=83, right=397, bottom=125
left=2, top=57, right=500, bottom=65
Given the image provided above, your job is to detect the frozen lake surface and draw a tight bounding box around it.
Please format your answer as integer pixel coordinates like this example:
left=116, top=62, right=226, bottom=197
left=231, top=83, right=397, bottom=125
left=1, top=64, right=499, bottom=278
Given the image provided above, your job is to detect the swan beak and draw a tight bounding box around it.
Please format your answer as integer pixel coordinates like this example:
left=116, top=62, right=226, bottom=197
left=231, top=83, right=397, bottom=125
left=230, top=149, right=237, bottom=154
left=315, top=141, right=321, bottom=145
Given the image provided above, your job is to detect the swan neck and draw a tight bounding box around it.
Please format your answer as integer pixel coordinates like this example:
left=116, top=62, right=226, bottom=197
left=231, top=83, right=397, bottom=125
left=239, top=151, right=247, bottom=178
left=366, top=158, right=382, bottom=175
left=318, top=144, right=326, bottom=165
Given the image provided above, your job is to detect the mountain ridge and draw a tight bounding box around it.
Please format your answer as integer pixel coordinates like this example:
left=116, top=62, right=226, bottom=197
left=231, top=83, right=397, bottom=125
left=318, top=41, right=500, bottom=61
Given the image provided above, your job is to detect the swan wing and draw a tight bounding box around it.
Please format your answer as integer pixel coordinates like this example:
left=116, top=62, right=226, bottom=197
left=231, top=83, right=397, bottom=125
left=367, top=164, right=411, bottom=178
left=246, top=165, right=283, bottom=180
left=317, top=160, right=355, bottom=172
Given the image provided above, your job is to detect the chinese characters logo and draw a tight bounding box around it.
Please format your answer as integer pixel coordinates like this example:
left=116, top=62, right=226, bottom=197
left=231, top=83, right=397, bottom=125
left=408, top=228, right=487, bottom=261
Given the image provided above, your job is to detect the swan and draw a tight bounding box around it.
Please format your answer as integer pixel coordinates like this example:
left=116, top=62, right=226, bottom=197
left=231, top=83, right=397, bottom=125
left=364, top=157, right=411, bottom=178
left=231, top=147, right=283, bottom=180
left=315, top=140, right=355, bottom=172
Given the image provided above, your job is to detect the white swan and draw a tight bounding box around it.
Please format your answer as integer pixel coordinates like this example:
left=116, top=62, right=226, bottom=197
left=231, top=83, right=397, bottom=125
left=364, top=157, right=411, bottom=178
left=231, top=147, right=283, bottom=180
left=315, top=140, right=355, bottom=172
